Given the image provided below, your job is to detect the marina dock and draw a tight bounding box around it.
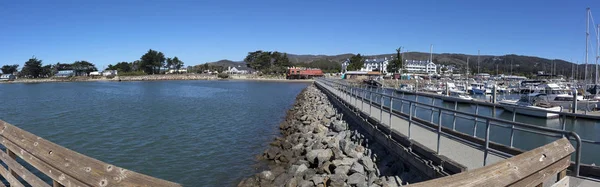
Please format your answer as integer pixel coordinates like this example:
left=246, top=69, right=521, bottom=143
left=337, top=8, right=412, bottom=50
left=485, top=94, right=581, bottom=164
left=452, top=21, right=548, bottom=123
left=316, top=78, right=600, bottom=186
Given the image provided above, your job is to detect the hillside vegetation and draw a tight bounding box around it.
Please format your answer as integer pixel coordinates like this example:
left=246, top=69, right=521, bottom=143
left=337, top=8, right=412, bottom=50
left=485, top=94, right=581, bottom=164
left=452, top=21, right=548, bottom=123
left=207, top=52, right=596, bottom=77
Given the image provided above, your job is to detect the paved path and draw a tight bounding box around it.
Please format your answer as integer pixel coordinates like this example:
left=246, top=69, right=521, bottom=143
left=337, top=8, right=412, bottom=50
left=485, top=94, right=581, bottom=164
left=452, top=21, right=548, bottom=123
left=321, top=82, right=504, bottom=170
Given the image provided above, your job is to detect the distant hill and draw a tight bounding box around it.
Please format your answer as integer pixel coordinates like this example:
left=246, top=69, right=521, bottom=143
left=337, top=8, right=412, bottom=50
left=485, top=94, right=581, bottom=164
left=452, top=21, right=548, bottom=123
left=206, top=60, right=245, bottom=67
left=285, top=53, right=355, bottom=63
left=206, top=52, right=591, bottom=77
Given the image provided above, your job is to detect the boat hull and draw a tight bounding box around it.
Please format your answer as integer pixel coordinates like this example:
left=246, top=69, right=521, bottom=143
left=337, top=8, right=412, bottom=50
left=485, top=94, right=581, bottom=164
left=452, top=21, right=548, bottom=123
left=499, top=102, right=561, bottom=118
left=472, top=88, right=487, bottom=95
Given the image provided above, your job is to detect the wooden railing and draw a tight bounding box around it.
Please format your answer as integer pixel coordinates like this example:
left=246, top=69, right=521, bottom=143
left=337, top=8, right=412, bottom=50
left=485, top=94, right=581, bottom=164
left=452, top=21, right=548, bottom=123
left=407, top=138, right=574, bottom=187
left=0, top=120, right=180, bottom=187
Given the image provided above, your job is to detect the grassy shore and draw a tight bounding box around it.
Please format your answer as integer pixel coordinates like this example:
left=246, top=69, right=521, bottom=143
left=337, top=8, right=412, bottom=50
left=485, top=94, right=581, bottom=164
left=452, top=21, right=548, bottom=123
left=1, top=74, right=315, bottom=84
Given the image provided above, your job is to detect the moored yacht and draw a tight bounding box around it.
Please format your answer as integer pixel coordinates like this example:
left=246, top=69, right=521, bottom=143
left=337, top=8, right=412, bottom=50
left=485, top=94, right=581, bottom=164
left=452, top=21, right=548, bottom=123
left=498, top=93, right=562, bottom=118
left=535, top=84, right=599, bottom=110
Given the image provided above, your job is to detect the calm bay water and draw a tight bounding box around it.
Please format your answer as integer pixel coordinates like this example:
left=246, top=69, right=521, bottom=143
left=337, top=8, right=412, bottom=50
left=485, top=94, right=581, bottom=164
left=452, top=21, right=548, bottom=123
left=368, top=89, right=600, bottom=165
left=0, top=80, right=310, bottom=186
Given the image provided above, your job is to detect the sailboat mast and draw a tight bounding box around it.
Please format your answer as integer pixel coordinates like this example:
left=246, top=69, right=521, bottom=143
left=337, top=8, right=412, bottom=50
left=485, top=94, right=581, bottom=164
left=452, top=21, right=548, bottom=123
left=594, top=24, right=600, bottom=85
left=429, top=44, right=433, bottom=63
left=466, top=57, right=470, bottom=76
left=477, top=50, right=480, bottom=74
left=585, top=8, right=590, bottom=84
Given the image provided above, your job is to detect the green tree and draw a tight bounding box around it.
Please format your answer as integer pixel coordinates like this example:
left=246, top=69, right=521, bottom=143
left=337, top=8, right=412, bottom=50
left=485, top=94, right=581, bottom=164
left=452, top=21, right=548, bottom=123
left=170, top=56, right=184, bottom=71
left=1, top=64, right=19, bottom=74
left=21, top=57, right=43, bottom=78
left=166, top=57, right=173, bottom=69
left=441, top=67, right=448, bottom=74
left=107, top=62, right=133, bottom=72
left=347, top=54, right=364, bottom=71
left=387, top=48, right=403, bottom=73
left=41, top=65, right=53, bottom=77
left=140, top=49, right=166, bottom=74
left=71, top=60, right=97, bottom=75
left=245, top=50, right=273, bottom=71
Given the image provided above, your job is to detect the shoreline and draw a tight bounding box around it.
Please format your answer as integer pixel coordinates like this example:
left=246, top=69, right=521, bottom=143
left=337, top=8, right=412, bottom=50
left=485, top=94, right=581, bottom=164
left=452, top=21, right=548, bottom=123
left=238, top=84, right=411, bottom=187
left=0, top=74, right=315, bottom=84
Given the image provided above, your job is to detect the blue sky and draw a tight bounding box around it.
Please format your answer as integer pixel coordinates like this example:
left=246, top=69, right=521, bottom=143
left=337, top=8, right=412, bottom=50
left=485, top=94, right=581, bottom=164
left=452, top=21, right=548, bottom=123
left=1, top=0, right=599, bottom=69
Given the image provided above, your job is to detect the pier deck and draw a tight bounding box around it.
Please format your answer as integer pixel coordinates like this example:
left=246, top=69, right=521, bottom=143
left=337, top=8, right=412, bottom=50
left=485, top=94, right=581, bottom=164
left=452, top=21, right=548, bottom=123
left=316, top=78, right=600, bottom=186
left=322, top=81, right=504, bottom=170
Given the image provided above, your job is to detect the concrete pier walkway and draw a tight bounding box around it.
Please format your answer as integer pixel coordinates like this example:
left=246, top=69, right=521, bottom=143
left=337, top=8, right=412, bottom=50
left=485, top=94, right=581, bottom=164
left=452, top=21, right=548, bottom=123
left=320, top=81, right=505, bottom=170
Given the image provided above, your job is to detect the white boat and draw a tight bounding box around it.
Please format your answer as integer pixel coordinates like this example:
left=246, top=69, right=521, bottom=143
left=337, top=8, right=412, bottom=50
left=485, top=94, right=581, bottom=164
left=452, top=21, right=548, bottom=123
left=471, top=83, right=492, bottom=95
left=496, top=85, right=509, bottom=93
left=535, top=84, right=600, bottom=110
left=443, top=90, right=473, bottom=102
left=499, top=93, right=562, bottom=118
left=423, top=85, right=443, bottom=94
left=398, top=84, right=414, bottom=92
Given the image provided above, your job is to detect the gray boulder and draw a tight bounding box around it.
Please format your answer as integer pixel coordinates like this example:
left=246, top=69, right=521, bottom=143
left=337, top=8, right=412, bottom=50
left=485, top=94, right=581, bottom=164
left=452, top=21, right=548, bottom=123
left=348, top=173, right=367, bottom=187
left=311, top=175, right=325, bottom=185
left=295, top=164, right=308, bottom=176
left=329, top=173, right=348, bottom=187
left=360, top=157, right=376, bottom=172
left=298, top=179, right=313, bottom=187
left=265, top=147, right=281, bottom=160
left=350, top=162, right=365, bottom=174
left=259, top=170, right=275, bottom=181
left=331, top=121, right=347, bottom=132
left=334, top=165, right=351, bottom=175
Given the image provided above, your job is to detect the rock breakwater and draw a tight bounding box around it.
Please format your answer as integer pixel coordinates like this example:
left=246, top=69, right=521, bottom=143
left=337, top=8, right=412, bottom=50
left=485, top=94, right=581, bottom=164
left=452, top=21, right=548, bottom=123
left=239, top=84, right=419, bottom=187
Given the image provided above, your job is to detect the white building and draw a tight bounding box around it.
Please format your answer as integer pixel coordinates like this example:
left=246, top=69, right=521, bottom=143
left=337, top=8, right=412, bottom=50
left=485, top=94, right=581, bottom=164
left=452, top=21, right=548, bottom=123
left=341, top=57, right=390, bottom=74
left=227, top=65, right=254, bottom=74
left=167, top=69, right=188, bottom=74
left=404, top=60, right=437, bottom=74
left=102, top=70, right=118, bottom=76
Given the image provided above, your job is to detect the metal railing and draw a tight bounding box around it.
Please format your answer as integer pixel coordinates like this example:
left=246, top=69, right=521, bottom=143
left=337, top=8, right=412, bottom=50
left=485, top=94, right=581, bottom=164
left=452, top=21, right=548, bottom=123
left=315, top=78, right=584, bottom=176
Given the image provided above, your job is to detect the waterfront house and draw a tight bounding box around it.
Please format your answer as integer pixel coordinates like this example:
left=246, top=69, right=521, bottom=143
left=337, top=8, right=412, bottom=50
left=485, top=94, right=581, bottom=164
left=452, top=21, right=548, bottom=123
left=89, top=71, right=101, bottom=76
left=167, top=69, right=188, bottom=74
left=0, top=74, right=15, bottom=81
left=286, top=67, right=324, bottom=79
left=227, top=66, right=254, bottom=74
left=102, top=70, right=118, bottom=76
left=55, top=70, right=75, bottom=77
left=404, top=60, right=437, bottom=74
left=341, top=57, right=390, bottom=74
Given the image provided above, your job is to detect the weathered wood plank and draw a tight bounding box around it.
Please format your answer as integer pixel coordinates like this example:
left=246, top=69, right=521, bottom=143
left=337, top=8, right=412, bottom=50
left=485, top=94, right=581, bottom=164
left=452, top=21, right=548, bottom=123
left=0, top=120, right=180, bottom=187
left=0, top=148, right=51, bottom=187
left=509, top=157, right=570, bottom=186
left=53, top=180, right=65, bottom=187
left=551, top=176, right=569, bottom=187
left=558, top=169, right=566, bottom=181
left=407, top=138, right=574, bottom=187
left=0, top=136, right=90, bottom=187
left=0, top=158, right=25, bottom=187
